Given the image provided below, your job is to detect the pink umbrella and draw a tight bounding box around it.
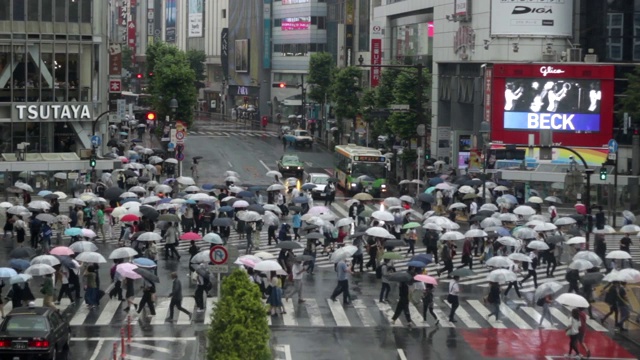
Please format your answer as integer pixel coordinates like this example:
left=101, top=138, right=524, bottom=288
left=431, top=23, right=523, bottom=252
left=120, top=269, right=141, bottom=280
left=239, top=258, right=257, bottom=268
left=49, top=246, right=74, bottom=256
left=118, top=156, right=129, bottom=163
left=81, top=228, right=97, bottom=238
left=180, top=232, right=203, bottom=241
left=116, top=262, right=138, bottom=276
left=574, top=203, right=587, bottom=215
left=413, top=274, right=438, bottom=286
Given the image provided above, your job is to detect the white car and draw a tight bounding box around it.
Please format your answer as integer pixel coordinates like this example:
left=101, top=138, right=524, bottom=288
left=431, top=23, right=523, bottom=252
left=306, top=173, right=330, bottom=199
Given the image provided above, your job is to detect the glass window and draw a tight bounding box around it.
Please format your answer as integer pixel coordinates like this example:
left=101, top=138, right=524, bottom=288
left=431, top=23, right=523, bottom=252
left=27, top=0, right=40, bottom=21
left=13, top=0, right=25, bottom=21
left=54, top=0, right=66, bottom=22
left=69, top=0, right=79, bottom=22
left=318, top=17, right=326, bottom=30
left=634, top=13, right=640, bottom=60
left=81, top=0, right=92, bottom=22
left=42, top=0, right=53, bottom=21
left=0, top=0, right=8, bottom=20
left=358, top=0, right=370, bottom=51
left=607, top=13, right=624, bottom=61
left=3, top=315, right=49, bottom=331
left=12, top=123, right=26, bottom=152
left=0, top=124, right=11, bottom=153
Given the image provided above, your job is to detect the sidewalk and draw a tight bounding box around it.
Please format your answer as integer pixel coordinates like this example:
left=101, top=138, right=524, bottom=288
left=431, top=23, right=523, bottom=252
left=592, top=283, right=640, bottom=346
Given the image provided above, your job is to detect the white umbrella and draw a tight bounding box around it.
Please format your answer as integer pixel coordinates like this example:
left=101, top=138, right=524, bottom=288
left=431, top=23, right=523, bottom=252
left=190, top=250, right=211, bottom=264
left=10, top=274, right=32, bottom=284
left=336, top=218, right=354, bottom=228
left=30, top=255, right=61, bottom=267
left=480, top=203, right=499, bottom=212
left=0, top=202, right=12, bottom=208
left=487, top=269, right=517, bottom=283
left=568, top=259, right=594, bottom=271
left=76, top=251, right=107, bottom=264
left=7, top=206, right=29, bottom=215
left=365, top=227, right=393, bottom=238
left=109, top=247, right=138, bottom=259
left=440, top=231, right=465, bottom=241
left=573, top=251, right=603, bottom=267
left=494, top=185, right=509, bottom=192
left=232, top=200, right=250, bottom=208
left=497, top=236, right=519, bottom=247
left=623, top=210, right=636, bottom=223
left=254, top=260, right=283, bottom=272
left=606, top=250, right=632, bottom=260
left=514, top=205, right=536, bottom=216
left=371, top=211, right=394, bottom=222
left=142, top=196, right=161, bottom=205
left=189, top=193, right=214, bottom=201
left=137, top=232, right=162, bottom=242
left=399, top=195, right=414, bottom=204
left=263, top=204, right=282, bottom=214
left=120, top=192, right=138, bottom=199
left=513, top=227, right=538, bottom=240
left=534, top=281, right=563, bottom=301
left=237, top=211, right=262, bottom=222
left=544, top=196, right=562, bottom=204
left=464, top=229, right=487, bottom=238
left=593, top=225, right=616, bottom=234
left=330, top=245, right=358, bottom=263
left=528, top=196, right=543, bottom=204
left=129, top=186, right=147, bottom=194
left=448, top=202, right=467, bottom=210
left=525, top=220, right=544, bottom=227
left=620, top=224, right=640, bottom=233
left=224, top=170, right=240, bottom=178
left=266, top=170, right=283, bottom=179
left=499, top=213, right=518, bottom=222
left=616, top=268, right=640, bottom=283
left=554, top=217, right=577, bottom=226
left=254, top=251, right=276, bottom=260
left=225, top=176, right=241, bottom=184
left=27, top=201, right=51, bottom=210
left=15, top=182, right=34, bottom=192
left=155, top=184, right=172, bottom=193
left=69, top=240, right=98, bottom=253
left=267, top=184, right=285, bottom=191
left=203, top=233, right=224, bottom=244
left=485, top=256, right=514, bottom=268
left=527, top=240, right=550, bottom=251
left=458, top=185, right=474, bottom=194
left=24, top=264, right=56, bottom=276
left=566, top=236, right=586, bottom=245
left=149, top=156, right=163, bottom=164
left=164, top=158, right=178, bottom=164
left=383, top=197, right=402, bottom=207
left=508, top=252, right=532, bottom=263
left=556, top=293, right=589, bottom=308
left=481, top=217, right=502, bottom=229
left=423, top=223, right=443, bottom=231
left=184, top=185, right=201, bottom=193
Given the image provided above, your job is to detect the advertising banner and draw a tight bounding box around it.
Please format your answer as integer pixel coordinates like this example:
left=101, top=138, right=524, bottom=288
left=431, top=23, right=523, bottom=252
left=128, top=0, right=137, bottom=64
left=109, top=44, right=123, bottom=76
left=154, top=0, right=163, bottom=43
left=188, top=0, right=204, bottom=38
left=370, top=39, right=382, bottom=87
left=166, top=0, right=177, bottom=43
left=221, top=28, right=229, bottom=78
left=263, top=0, right=272, bottom=69
left=490, top=0, right=573, bottom=37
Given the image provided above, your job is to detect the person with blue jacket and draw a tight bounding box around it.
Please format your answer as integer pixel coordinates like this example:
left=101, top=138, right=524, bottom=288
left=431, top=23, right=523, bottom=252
left=292, top=212, right=301, bottom=241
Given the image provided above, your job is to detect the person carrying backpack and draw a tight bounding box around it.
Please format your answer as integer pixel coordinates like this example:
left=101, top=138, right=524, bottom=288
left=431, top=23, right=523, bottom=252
left=378, top=259, right=391, bottom=303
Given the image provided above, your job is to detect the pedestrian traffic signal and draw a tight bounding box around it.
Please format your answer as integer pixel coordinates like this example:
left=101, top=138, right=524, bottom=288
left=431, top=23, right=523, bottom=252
left=89, top=156, right=96, bottom=168
left=146, top=112, right=156, bottom=121
left=148, top=72, right=154, bottom=78
left=136, top=73, right=143, bottom=79
left=600, top=166, right=607, bottom=180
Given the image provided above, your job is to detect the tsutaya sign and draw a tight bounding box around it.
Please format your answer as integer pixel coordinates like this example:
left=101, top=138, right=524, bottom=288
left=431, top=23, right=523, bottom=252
left=14, top=104, right=93, bottom=121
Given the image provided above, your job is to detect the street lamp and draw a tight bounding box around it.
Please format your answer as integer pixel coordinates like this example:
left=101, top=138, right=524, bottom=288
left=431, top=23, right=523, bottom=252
left=169, top=98, right=178, bottom=116
left=479, top=120, right=491, bottom=205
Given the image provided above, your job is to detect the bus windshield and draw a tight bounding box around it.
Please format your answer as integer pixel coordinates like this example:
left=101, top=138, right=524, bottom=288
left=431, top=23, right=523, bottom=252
left=351, top=162, right=386, bottom=179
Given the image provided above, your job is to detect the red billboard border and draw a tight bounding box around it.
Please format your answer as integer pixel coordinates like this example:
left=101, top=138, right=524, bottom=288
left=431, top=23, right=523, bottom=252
left=490, top=63, right=615, bottom=148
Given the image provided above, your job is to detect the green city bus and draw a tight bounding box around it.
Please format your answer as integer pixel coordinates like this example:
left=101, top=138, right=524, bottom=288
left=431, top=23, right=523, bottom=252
left=334, top=144, right=390, bottom=197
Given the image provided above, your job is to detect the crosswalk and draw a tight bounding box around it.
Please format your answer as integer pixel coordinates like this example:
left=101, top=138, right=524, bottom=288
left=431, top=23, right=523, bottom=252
left=187, top=130, right=278, bottom=137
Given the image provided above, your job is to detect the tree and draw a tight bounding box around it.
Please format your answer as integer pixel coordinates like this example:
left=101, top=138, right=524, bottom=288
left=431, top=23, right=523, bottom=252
left=307, top=52, right=334, bottom=118
left=386, top=67, right=431, bottom=140
left=150, top=51, right=197, bottom=125
left=187, top=49, right=207, bottom=87
left=207, top=269, right=270, bottom=360
left=619, top=66, right=640, bottom=123
left=330, top=66, right=362, bottom=134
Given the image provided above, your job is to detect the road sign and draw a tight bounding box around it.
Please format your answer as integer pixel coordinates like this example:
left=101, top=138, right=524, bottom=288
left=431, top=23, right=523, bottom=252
left=209, top=265, right=229, bottom=273
left=167, top=142, right=175, bottom=150
left=90, top=136, right=101, bottom=147
left=608, top=139, right=618, bottom=153
left=176, top=130, right=185, bottom=144
left=116, top=99, right=126, bottom=122
left=608, top=153, right=617, bottom=161
left=417, top=124, right=426, bottom=136
left=390, top=104, right=410, bottom=110
left=176, top=153, right=185, bottom=161
left=209, top=245, right=229, bottom=265
left=109, top=78, right=122, bottom=93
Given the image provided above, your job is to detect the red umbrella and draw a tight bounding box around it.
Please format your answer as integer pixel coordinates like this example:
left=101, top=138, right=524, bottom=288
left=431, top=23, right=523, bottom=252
left=104, top=207, right=114, bottom=213
left=120, top=214, right=140, bottom=222
left=574, top=203, right=587, bottom=215
left=179, top=232, right=203, bottom=241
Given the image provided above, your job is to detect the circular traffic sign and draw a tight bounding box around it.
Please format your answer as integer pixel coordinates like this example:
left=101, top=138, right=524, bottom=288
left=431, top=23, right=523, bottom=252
left=209, top=245, right=228, bottom=265
left=176, top=131, right=185, bottom=140
left=176, top=153, right=185, bottom=161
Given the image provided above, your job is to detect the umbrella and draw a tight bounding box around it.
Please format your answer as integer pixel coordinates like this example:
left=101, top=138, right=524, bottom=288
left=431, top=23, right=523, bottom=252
left=534, top=281, right=564, bottom=301
left=620, top=224, right=640, bottom=233
left=399, top=195, right=415, bottom=204
left=330, top=245, right=358, bottom=263
left=365, top=227, right=393, bottom=239
left=266, top=170, right=283, bottom=178
left=580, top=272, right=604, bottom=286
left=527, top=240, right=549, bottom=251
left=69, top=240, right=98, bottom=253
left=623, top=210, right=636, bottom=223
left=306, top=232, right=324, bottom=240
left=203, top=233, right=224, bottom=244
left=407, top=260, right=428, bottom=268
left=371, top=211, right=393, bottom=222
left=7, top=205, right=29, bottom=215
left=566, top=236, right=586, bottom=245
left=15, top=182, right=33, bottom=192
left=528, top=196, right=543, bottom=204
left=137, top=232, right=162, bottom=242
left=487, top=269, right=517, bottom=283
left=572, top=251, right=603, bottom=267
left=104, top=187, right=125, bottom=200
left=544, top=196, right=562, bottom=204
left=27, top=201, right=50, bottom=210
left=0, top=267, right=18, bottom=278
left=30, top=255, right=61, bottom=267
left=133, top=258, right=157, bottom=268
left=388, top=272, right=413, bottom=283
left=180, top=232, right=203, bottom=241
left=254, top=251, right=276, bottom=260
left=410, top=254, right=433, bottom=265
left=384, top=239, right=406, bottom=248
left=513, top=227, right=538, bottom=240
left=568, top=259, right=594, bottom=271
left=554, top=217, right=577, bottom=226
left=211, top=218, right=233, bottom=227
left=49, top=246, right=75, bottom=256
left=75, top=251, right=107, bottom=263
left=232, top=200, right=250, bottom=208
left=10, top=247, right=36, bottom=259
left=81, top=228, right=97, bottom=238
left=382, top=252, right=404, bottom=260
left=267, top=184, right=285, bottom=191
left=614, top=268, right=640, bottom=283
left=513, top=205, right=536, bottom=216
left=237, top=211, right=262, bottom=222
left=65, top=198, right=86, bottom=207
left=418, top=193, right=434, bottom=203
left=508, top=252, right=532, bottom=263
left=191, top=250, right=211, bottom=264
left=109, top=247, right=138, bottom=259
left=35, top=214, right=57, bottom=224
left=486, top=256, right=514, bottom=268
left=450, top=268, right=476, bottom=277
left=534, top=223, right=557, bottom=232
left=497, top=236, right=519, bottom=247
left=24, top=264, right=56, bottom=276
left=606, top=250, right=632, bottom=260
left=414, top=274, right=438, bottom=285
left=499, top=213, right=518, bottom=222
left=448, top=202, right=467, bottom=210
left=9, top=259, right=30, bottom=271
left=254, top=260, right=283, bottom=272
left=275, top=241, right=303, bottom=250
left=133, top=268, right=160, bottom=283
left=556, top=293, right=589, bottom=308
left=158, top=213, right=180, bottom=222
left=440, top=231, right=465, bottom=241
left=465, top=229, right=488, bottom=238
left=120, top=214, right=140, bottom=222
left=10, top=274, right=32, bottom=285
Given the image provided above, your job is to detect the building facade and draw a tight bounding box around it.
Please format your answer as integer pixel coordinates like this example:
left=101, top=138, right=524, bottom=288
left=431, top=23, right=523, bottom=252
left=0, top=0, right=112, bottom=184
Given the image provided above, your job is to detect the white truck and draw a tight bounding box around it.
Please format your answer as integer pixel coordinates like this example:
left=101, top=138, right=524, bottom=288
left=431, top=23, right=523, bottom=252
left=291, top=130, right=313, bottom=148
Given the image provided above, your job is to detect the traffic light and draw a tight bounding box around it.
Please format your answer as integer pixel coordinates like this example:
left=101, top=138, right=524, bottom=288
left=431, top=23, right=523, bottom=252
left=146, top=112, right=156, bottom=121
left=136, top=73, right=143, bottom=79
left=89, top=156, right=96, bottom=168
left=148, top=72, right=154, bottom=78
left=272, top=82, right=287, bottom=88
left=599, top=165, right=607, bottom=180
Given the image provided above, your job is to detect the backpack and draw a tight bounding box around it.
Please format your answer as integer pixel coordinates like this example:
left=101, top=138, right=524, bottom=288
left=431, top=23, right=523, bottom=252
left=605, top=287, right=618, bottom=305
left=536, top=297, right=546, bottom=307
left=565, top=270, right=579, bottom=282
left=376, top=264, right=385, bottom=279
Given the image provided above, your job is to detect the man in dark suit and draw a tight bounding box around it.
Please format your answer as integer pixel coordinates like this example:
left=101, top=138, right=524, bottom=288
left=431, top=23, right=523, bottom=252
left=168, top=272, right=192, bottom=322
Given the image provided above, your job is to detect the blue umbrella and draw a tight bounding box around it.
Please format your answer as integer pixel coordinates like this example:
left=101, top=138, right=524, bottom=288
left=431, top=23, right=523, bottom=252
left=428, top=177, right=444, bottom=186
left=407, top=260, right=428, bottom=268
left=237, top=191, right=255, bottom=198
left=494, top=227, right=511, bottom=237
left=185, top=199, right=197, bottom=204
left=158, top=198, right=171, bottom=204
left=38, top=190, right=52, bottom=197
left=293, top=196, right=309, bottom=204
left=284, top=134, right=296, bottom=142
left=202, top=183, right=214, bottom=190
left=410, top=254, right=433, bottom=266
left=218, top=206, right=233, bottom=212
left=501, top=194, right=518, bottom=204
left=119, top=132, right=129, bottom=136
left=301, top=183, right=316, bottom=191
left=0, top=267, right=18, bottom=278
left=163, top=178, right=176, bottom=184
left=64, top=227, right=83, bottom=236
left=9, top=259, right=30, bottom=271
left=133, top=257, right=157, bottom=268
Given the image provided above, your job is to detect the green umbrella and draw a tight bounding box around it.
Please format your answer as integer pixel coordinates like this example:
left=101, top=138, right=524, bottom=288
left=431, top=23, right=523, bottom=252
left=402, top=222, right=421, bottom=230
left=158, top=213, right=180, bottom=222
left=463, top=193, right=477, bottom=200
left=450, top=268, right=476, bottom=277
left=358, top=208, right=373, bottom=217
left=382, top=252, right=404, bottom=260
left=425, top=186, right=436, bottom=194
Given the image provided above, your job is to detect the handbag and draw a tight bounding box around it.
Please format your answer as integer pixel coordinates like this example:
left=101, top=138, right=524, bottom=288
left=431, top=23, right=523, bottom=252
left=447, top=294, right=455, bottom=303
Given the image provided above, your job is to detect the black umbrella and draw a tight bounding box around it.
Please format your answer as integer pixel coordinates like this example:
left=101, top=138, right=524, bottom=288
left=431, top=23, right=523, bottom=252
left=123, top=170, right=138, bottom=178
left=294, top=255, right=314, bottom=262
left=247, top=204, right=265, bottom=214
left=384, top=239, right=406, bottom=248
left=348, top=231, right=367, bottom=239
left=305, top=232, right=324, bottom=240
left=138, top=176, right=150, bottom=183
left=302, top=224, right=319, bottom=232
left=565, top=227, right=582, bottom=236
left=465, top=179, right=484, bottom=187
left=453, top=175, right=471, bottom=185
left=238, top=191, right=255, bottom=198
left=546, top=235, right=565, bottom=244
left=212, top=218, right=233, bottom=227
left=275, top=241, right=303, bottom=250
left=104, top=187, right=125, bottom=200
left=43, top=193, right=59, bottom=200
left=213, top=184, right=228, bottom=190
left=418, top=193, right=434, bottom=203
left=133, top=268, right=160, bottom=283
left=477, top=210, right=495, bottom=217
left=580, top=272, right=604, bottom=286
left=387, top=271, right=413, bottom=283
left=56, top=256, right=78, bottom=269
left=139, top=206, right=159, bottom=220
left=468, top=215, right=487, bottom=223
left=10, top=247, right=36, bottom=259
left=289, top=205, right=303, bottom=212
